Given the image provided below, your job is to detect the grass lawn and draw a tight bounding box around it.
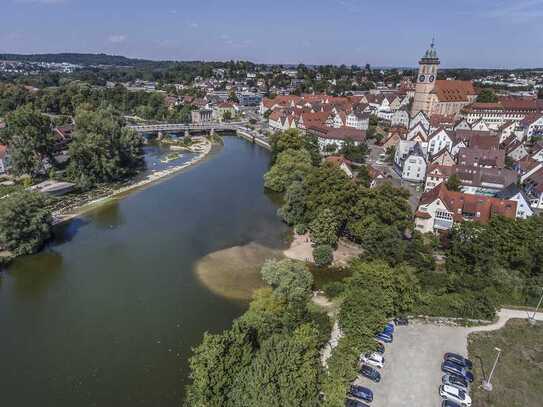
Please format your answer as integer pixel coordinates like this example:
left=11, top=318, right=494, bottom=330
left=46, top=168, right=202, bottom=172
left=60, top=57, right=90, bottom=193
left=468, top=318, right=543, bottom=407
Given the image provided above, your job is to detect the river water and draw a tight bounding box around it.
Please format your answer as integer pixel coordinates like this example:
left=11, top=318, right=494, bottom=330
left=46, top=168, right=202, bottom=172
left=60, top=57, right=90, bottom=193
left=0, top=136, right=289, bottom=406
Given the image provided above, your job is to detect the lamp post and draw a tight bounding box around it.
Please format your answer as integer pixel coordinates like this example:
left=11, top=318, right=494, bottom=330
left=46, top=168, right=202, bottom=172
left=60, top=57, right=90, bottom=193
left=528, top=287, right=543, bottom=325
left=482, top=347, right=502, bottom=391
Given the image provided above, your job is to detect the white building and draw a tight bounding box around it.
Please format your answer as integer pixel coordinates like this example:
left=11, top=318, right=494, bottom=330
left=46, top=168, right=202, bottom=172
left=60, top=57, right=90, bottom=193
left=346, top=111, right=370, bottom=130
left=391, top=109, right=410, bottom=128
left=394, top=140, right=427, bottom=182
left=427, top=128, right=453, bottom=157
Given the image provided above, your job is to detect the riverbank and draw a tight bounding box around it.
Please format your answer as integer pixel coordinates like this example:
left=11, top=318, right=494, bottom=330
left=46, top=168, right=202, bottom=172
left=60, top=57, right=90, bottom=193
left=52, top=137, right=215, bottom=225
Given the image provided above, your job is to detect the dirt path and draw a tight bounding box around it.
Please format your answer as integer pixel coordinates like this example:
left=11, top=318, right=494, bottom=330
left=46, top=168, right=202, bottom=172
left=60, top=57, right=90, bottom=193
left=466, top=308, right=543, bottom=333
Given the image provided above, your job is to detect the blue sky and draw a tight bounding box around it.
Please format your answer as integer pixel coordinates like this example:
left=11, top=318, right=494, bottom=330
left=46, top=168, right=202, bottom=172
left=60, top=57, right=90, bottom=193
left=1, top=0, right=542, bottom=68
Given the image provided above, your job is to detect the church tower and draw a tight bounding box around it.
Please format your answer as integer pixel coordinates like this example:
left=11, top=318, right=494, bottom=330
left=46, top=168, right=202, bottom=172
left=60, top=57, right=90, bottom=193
left=411, top=40, right=440, bottom=117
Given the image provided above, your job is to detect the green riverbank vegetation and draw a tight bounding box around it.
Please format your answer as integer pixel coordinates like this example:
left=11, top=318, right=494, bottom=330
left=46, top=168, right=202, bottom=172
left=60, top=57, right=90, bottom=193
left=186, top=128, right=543, bottom=405
left=0, top=105, right=145, bottom=258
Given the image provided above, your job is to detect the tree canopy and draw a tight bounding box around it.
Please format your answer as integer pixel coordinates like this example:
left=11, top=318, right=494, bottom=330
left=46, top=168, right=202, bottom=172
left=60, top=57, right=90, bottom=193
left=476, top=89, right=498, bottom=103
left=0, top=105, right=55, bottom=178
left=67, top=107, right=145, bottom=189
left=263, top=148, right=313, bottom=193
left=0, top=190, right=52, bottom=255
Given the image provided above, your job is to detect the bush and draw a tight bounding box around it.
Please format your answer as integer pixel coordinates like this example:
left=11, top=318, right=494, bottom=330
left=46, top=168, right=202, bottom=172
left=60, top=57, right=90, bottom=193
left=295, top=223, right=307, bottom=235
left=323, top=281, right=345, bottom=298
left=313, top=244, right=334, bottom=267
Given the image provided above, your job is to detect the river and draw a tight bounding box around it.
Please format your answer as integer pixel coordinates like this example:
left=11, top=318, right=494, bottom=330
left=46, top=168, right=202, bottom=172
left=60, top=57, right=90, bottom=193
left=0, top=136, right=289, bottom=406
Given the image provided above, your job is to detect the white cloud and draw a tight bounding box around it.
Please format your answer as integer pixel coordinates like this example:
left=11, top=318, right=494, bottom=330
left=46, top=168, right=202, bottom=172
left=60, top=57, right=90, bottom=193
left=108, top=34, right=127, bottom=44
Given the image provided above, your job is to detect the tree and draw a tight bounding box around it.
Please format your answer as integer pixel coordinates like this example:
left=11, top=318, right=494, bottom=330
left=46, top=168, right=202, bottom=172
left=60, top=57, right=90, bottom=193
left=309, top=208, right=340, bottom=247
left=0, top=190, right=52, bottom=256
left=339, top=140, right=368, bottom=163
left=339, top=286, right=389, bottom=340
left=347, top=260, right=420, bottom=315
left=278, top=181, right=306, bottom=225
left=347, top=183, right=412, bottom=238
left=269, top=129, right=320, bottom=166
left=303, top=162, right=358, bottom=224
left=263, top=148, right=313, bottom=193
left=185, top=320, right=256, bottom=407
left=67, top=108, right=145, bottom=189
left=235, top=324, right=321, bottom=406
left=385, top=145, right=396, bottom=163
left=313, top=244, right=334, bottom=267
left=0, top=105, right=55, bottom=178
left=446, top=174, right=461, bottom=191
left=476, top=89, right=498, bottom=103
left=261, top=259, right=313, bottom=305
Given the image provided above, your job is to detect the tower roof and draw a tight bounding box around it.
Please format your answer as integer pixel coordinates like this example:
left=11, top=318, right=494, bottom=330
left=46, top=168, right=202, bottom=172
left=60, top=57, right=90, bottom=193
left=420, top=38, right=439, bottom=63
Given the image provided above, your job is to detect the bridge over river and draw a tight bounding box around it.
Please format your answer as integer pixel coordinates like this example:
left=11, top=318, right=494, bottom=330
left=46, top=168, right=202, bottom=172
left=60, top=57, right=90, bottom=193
left=127, top=122, right=271, bottom=150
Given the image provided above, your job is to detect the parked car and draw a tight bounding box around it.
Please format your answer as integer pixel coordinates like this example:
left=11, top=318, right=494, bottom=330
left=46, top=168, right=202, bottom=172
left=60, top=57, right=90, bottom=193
left=383, top=322, right=395, bottom=334
left=345, top=398, right=370, bottom=407
left=360, top=352, right=385, bottom=369
left=349, top=385, right=373, bottom=403
left=375, top=332, right=393, bottom=343
left=441, top=361, right=474, bottom=382
left=439, top=384, right=471, bottom=406
left=374, top=341, right=385, bottom=354
left=442, top=374, right=469, bottom=390
left=441, top=400, right=463, bottom=407
left=393, top=316, right=409, bottom=325
left=444, top=353, right=473, bottom=369
left=360, top=364, right=381, bottom=382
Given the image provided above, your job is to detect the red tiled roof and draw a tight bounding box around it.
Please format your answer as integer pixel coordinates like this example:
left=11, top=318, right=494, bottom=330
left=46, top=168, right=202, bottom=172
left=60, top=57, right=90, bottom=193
left=308, top=125, right=366, bottom=142
left=419, top=183, right=517, bottom=223
left=458, top=147, right=505, bottom=169
left=434, top=80, right=476, bottom=102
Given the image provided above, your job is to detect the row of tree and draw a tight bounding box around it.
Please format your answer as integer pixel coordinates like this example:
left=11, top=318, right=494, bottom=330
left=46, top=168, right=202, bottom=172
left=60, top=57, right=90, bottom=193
left=0, top=82, right=193, bottom=123
left=0, top=105, right=145, bottom=188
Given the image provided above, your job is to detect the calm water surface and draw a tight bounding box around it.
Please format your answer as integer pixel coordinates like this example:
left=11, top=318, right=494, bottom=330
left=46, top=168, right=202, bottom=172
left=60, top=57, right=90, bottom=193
left=0, top=137, right=288, bottom=407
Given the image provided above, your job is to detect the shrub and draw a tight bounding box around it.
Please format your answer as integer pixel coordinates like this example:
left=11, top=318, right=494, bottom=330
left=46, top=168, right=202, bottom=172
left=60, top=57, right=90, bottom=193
left=323, top=281, right=345, bottom=298
left=313, top=244, right=334, bottom=267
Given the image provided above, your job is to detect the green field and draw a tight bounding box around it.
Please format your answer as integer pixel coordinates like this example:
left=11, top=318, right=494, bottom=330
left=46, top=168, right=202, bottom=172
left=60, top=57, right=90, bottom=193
left=468, top=318, right=543, bottom=407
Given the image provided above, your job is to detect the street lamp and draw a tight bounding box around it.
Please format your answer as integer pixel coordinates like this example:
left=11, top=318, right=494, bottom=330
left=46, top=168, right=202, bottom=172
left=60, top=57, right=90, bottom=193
left=528, top=287, right=543, bottom=325
left=482, top=347, right=502, bottom=391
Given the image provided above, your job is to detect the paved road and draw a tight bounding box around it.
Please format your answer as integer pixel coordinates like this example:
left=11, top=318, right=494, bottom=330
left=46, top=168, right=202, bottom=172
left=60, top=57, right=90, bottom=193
left=353, top=309, right=543, bottom=407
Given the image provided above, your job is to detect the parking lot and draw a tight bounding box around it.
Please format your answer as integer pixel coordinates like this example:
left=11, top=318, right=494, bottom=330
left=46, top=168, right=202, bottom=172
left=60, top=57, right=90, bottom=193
left=353, top=321, right=469, bottom=407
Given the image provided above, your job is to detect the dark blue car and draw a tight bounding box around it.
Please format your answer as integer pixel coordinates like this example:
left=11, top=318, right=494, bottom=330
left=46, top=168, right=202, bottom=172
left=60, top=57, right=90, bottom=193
left=383, top=322, right=395, bottom=334
left=441, top=361, right=474, bottom=382
left=349, top=385, right=373, bottom=402
left=375, top=332, right=393, bottom=343
left=444, top=352, right=473, bottom=369
left=345, top=398, right=370, bottom=407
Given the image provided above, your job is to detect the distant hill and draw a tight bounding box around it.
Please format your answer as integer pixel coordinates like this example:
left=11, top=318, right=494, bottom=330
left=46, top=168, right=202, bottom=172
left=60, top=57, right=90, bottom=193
left=0, top=53, right=156, bottom=66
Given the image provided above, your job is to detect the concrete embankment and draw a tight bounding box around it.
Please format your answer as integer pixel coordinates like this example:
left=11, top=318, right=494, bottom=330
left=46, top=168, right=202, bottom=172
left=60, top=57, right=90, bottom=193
left=236, top=129, right=271, bottom=150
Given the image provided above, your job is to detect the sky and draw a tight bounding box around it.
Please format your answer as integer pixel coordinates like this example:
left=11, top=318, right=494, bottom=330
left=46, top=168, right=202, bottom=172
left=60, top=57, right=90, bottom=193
left=1, top=0, right=542, bottom=68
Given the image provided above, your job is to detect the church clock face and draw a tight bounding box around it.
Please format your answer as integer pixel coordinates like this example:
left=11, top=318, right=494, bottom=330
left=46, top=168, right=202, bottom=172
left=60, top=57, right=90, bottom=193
left=429, top=75, right=435, bottom=82
left=418, top=75, right=425, bottom=82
